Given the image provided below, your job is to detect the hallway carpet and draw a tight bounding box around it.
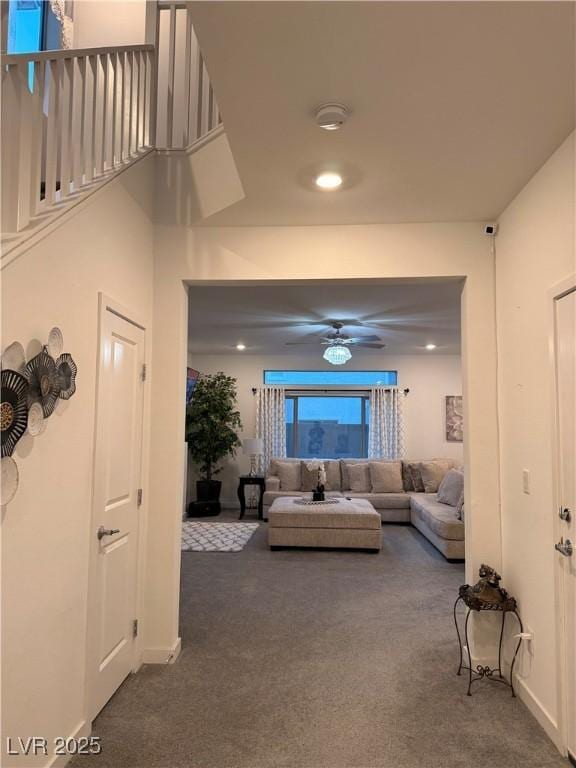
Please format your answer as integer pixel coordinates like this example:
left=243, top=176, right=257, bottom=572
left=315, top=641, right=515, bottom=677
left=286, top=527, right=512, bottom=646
left=73, top=522, right=566, bottom=768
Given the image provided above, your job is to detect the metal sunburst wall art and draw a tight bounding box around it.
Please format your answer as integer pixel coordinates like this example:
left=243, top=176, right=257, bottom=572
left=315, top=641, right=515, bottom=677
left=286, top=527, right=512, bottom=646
left=0, top=327, right=78, bottom=505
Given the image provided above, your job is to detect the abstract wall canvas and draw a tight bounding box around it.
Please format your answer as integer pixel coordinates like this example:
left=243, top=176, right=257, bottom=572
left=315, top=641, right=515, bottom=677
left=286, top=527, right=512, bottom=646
left=445, top=395, right=463, bottom=442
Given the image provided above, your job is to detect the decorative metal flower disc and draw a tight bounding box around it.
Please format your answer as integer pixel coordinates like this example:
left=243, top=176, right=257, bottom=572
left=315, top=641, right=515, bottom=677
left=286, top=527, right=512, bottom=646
left=27, top=402, right=45, bottom=436
left=1, top=342, right=26, bottom=375
left=25, top=351, right=61, bottom=418
left=1, top=369, right=29, bottom=458
left=55, top=353, right=77, bottom=400
left=1, top=456, right=19, bottom=505
left=47, top=327, right=64, bottom=359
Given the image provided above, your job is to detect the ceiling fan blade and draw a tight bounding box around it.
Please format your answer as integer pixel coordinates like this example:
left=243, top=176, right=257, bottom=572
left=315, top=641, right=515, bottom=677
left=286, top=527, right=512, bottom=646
left=285, top=340, right=325, bottom=345
left=345, top=335, right=382, bottom=343
left=352, top=342, right=386, bottom=349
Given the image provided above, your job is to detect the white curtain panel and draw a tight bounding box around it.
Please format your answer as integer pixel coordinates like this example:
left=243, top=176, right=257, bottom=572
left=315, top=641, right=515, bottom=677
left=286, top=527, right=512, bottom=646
left=255, top=386, right=286, bottom=472
left=368, top=387, right=405, bottom=459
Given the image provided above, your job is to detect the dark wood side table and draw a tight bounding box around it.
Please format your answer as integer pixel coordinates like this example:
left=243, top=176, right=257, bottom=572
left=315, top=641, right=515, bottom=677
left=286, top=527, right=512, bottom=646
left=237, top=475, right=265, bottom=521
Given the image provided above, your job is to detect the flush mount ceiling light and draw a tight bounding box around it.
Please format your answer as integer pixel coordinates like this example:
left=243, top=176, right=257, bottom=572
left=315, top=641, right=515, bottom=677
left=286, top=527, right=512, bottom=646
left=425, top=344, right=437, bottom=350
left=315, top=172, right=343, bottom=190
left=236, top=343, right=246, bottom=351
left=323, top=344, right=352, bottom=366
left=315, top=103, right=348, bottom=131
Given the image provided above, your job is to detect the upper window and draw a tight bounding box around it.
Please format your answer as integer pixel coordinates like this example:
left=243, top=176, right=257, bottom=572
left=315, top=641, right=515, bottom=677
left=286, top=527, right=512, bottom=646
left=263, top=370, right=397, bottom=387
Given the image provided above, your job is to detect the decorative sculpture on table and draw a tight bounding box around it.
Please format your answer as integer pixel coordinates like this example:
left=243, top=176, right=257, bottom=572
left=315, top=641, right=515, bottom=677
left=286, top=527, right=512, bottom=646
left=307, top=459, right=326, bottom=502
left=0, top=327, right=77, bottom=505
left=454, top=564, right=523, bottom=697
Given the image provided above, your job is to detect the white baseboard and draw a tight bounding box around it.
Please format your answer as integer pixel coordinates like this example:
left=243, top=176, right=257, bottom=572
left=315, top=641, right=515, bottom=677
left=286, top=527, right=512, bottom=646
left=514, top=675, right=563, bottom=753
left=142, top=637, right=181, bottom=664
left=45, top=720, right=91, bottom=768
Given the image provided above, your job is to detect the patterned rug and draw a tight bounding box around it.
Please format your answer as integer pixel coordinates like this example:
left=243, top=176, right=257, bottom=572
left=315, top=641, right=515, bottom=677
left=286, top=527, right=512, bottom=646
left=181, top=521, right=259, bottom=553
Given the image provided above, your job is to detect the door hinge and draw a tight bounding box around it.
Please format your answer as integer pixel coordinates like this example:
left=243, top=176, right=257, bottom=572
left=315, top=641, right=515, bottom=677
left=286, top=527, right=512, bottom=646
left=132, top=619, right=138, bottom=638
left=141, top=363, right=146, bottom=382
left=137, top=488, right=143, bottom=508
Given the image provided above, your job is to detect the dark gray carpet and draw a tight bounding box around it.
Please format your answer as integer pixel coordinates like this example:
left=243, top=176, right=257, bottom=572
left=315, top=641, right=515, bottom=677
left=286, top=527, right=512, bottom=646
left=73, top=516, right=567, bottom=768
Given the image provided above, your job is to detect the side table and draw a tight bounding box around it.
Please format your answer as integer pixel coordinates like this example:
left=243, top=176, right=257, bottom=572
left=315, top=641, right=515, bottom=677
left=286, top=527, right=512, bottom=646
left=237, top=475, right=265, bottom=521
left=454, top=583, right=523, bottom=697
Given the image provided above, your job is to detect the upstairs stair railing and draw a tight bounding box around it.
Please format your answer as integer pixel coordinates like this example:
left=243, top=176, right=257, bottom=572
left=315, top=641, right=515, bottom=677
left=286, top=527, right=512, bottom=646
left=1, top=3, right=221, bottom=241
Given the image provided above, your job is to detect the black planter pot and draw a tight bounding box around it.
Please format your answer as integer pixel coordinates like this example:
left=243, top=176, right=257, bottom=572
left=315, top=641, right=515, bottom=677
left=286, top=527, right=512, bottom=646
left=196, top=480, right=222, bottom=502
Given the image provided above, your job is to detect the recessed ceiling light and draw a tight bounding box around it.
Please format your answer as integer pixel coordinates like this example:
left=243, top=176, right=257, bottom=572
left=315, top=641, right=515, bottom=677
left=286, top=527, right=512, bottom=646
left=315, top=172, right=343, bottom=190
left=425, top=344, right=437, bottom=350
left=236, top=343, right=246, bottom=351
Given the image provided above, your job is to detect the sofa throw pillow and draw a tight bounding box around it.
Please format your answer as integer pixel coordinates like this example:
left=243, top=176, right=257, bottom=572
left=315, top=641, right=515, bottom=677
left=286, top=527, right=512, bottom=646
left=456, top=492, right=465, bottom=521
left=347, top=463, right=371, bottom=493
left=418, top=459, right=454, bottom=494
left=301, top=460, right=341, bottom=492
left=370, top=461, right=404, bottom=493
left=437, top=469, right=464, bottom=507
left=401, top=461, right=415, bottom=491
left=275, top=461, right=301, bottom=491
left=341, top=459, right=366, bottom=490
left=408, top=463, right=426, bottom=493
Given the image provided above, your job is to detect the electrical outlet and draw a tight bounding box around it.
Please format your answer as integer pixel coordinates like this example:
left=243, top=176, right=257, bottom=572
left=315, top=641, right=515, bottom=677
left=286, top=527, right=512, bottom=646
left=522, top=469, right=531, bottom=494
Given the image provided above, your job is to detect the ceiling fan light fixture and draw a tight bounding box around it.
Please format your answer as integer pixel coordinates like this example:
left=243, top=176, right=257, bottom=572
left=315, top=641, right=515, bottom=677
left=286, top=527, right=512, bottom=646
left=323, top=344, right=352, bottom=366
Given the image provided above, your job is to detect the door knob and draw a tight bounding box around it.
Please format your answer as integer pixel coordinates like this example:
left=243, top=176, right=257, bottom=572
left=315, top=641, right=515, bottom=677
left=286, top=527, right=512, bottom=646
left=559, top=507, right=572, bottom=522
left=97, top=526, right=120, bottom=540
left=555, top=538, right=573, bottom=557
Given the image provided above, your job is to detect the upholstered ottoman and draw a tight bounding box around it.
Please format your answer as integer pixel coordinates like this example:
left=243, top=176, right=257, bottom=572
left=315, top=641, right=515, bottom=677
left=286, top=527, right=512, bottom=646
left=268, top=497, right=382, bottom=552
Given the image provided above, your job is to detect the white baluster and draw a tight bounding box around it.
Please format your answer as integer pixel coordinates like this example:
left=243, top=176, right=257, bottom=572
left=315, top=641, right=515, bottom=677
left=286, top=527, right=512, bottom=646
left=45, top=59, right=60, bottom=205
left=29, top=60, right=45, bottom=217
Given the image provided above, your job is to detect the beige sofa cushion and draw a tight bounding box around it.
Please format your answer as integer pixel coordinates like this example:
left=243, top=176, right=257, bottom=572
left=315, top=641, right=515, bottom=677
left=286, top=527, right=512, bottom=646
left=418, top=459, right=455, bottom=493
left=273, top=460, right=301, bottom=491
left=410, top=493, right=465, bottom=540
left=407, top=462, right=426, bottom=492
left=437, top=469, right=464, bottom=507
left=340, top=459, right=368, bottom=490
left=347, top=463, right=371, bottom=492
left=301, top=460, right=341, bottom=491
left=369, top=461, right=403, bottom=493
left=346, top=492, right=410, bottom=510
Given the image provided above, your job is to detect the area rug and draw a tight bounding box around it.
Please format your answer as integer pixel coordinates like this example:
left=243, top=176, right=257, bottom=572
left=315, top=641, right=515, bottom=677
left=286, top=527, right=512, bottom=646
left=181, top=521, right=259, bottom=553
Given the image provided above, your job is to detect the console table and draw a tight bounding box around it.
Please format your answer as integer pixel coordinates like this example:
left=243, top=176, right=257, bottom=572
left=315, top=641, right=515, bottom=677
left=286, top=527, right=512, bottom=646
left=237, top=475, right=265, bottom=521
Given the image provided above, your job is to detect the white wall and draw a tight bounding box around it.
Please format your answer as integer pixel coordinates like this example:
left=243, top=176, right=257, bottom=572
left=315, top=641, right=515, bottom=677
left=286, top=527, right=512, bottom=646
left=73, top=1, right=148, bottom=48
left=186, top=351, right=463, bottom=506
left=496, top=132, right=575, bottom=744
left=0, top=157, right=155, bottom=767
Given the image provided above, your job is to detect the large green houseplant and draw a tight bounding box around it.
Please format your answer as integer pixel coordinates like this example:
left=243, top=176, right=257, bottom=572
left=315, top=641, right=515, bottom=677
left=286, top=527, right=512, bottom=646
left=186, top=372, right=243, bottom=507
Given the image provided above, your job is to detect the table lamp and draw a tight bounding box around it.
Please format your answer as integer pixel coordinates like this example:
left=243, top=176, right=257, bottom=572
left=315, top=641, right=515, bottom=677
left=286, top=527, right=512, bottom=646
left=242, top=438, right=263, bottom=476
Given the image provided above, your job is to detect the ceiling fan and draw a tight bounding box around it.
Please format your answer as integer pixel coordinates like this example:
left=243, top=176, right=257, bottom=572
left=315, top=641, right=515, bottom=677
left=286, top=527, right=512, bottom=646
left=286, top=321, right=385, bottom=365
left=285, top=321, right=386, bottom=349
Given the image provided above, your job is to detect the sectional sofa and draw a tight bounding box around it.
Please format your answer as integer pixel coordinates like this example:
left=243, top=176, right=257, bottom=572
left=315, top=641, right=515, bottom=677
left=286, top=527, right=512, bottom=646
left=263, top=457, right=465, bottom=560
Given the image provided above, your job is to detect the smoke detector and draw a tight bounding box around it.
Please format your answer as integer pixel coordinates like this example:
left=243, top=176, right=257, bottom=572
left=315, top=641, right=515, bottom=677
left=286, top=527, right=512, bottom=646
left=315, top=103, right=348, bottom=131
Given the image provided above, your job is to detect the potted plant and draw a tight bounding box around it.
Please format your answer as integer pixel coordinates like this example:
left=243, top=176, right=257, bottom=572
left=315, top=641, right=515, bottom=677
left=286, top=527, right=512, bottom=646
left=186, top=372, right=242, bottom=512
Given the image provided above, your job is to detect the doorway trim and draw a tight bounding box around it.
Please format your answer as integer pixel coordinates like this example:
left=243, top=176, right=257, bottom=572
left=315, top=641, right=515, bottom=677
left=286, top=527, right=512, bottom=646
left=548, top=272, right=576, bottom=758
left=84, top=293, right=150, bottom=723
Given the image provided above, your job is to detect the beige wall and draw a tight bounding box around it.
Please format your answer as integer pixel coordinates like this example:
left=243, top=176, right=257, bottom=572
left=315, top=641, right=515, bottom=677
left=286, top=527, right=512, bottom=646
left=496, top=132, right=575, bottom=744
left=149, top=220, right=501, bottom=659
left=0, top=157, right=155, bottom=767
left=73, top=1, right=148, bottom=48
left=186, top=351, right=463, bottom=506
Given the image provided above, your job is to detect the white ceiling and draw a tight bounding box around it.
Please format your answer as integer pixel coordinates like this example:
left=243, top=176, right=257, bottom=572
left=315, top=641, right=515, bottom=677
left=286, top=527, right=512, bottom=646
left=190, top=1, right=575, bottom=226
left=187, top=280, right=462, bottom=356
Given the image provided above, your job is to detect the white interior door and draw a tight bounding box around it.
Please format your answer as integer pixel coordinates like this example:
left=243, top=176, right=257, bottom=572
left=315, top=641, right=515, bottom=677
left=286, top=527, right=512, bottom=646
left=554, top=288, right=575, bottom=762
left=89, top=303, right=146, bottom=718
